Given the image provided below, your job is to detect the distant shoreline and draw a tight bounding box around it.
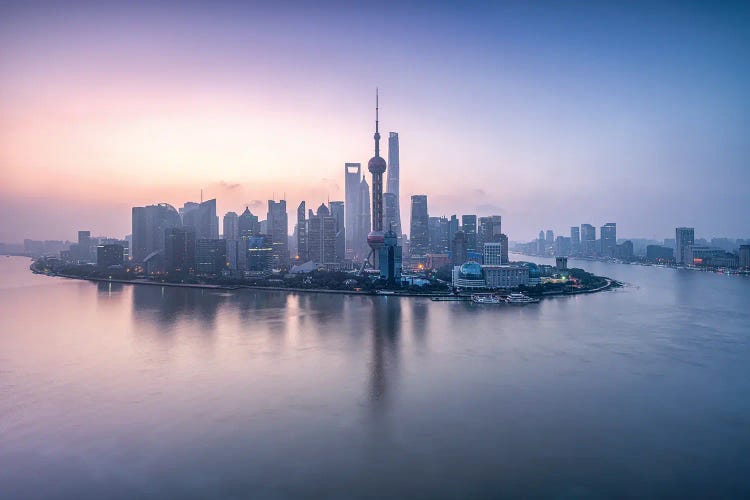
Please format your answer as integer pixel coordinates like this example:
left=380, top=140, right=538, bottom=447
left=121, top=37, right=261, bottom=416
left=30, top=263, right=619, bottom=299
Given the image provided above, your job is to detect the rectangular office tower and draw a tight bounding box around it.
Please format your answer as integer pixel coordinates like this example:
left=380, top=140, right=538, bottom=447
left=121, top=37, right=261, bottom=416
left=675, top=227, right=695, bottom=265
left=344, top=163, right=361, bottom=259
left=385, top=132, right=402, bottom=237
left=410, top=195, right=429, bottom=257
left=600, top=223, right=617, bottom=257
left=267, top=199, right=289, bottom=267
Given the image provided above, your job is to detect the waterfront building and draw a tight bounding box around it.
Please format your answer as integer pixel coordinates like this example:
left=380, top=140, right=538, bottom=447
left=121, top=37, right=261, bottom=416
left=571, top=226, right=580, bottom=254
left=226, top=239, right=247, bottom=273
left=344, top=163, right=362, bottom=259
left=675, top=227, right=695, bottom=265
left=238, top=207, right=260, bottom=238
left=451, top=261, right=486, bottom=290
left=426, top=253, right=450, bottom=270
left=687, top=246, right=738, bottom=268
left=461, top=215, right=477, bottom=252
left=131, top=203, right=182, bottom=262
left=267, top=199, right=289, bottom=267
left=646, top=245, right=674, bottom=261
left=483, top=265, right=530, bottom=289
left=222, top=212, right=238, bottom=240
left=581, top=224, right=596, bottom=256
left=545, top=230, right=554, bottom=244
left=410, top=195, right=429, bottom=257
left=615, top=240, right=634, bottom=260
left=537, top=231, right=546, bottom=256
left=483, top=242, right=503, bottom=265
left=740, top=245, right=750, bottom=268
left=555, top=257, right=568, bottom=270
left=295, top=201, right=307, bottom=262
left=196, top=239, right=227, bottom=277
left=181, top=199, right=219, bottom=240
left=385, top=131, right=402, bottom=237
left=247, top=235, right=274, bottom=272
left=164, top=227, right=196, bottom=275
left=600, top=223, right=617, bottom=257
left=96, top=244, right=124, bottom=268
left=451, top=230, right=467, bottom=266
left=499, top=234, right=509, bottom=264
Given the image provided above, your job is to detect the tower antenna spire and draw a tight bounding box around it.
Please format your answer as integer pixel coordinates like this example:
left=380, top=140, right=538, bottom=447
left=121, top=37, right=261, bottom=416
left=374, top=87, right=381, bottom=157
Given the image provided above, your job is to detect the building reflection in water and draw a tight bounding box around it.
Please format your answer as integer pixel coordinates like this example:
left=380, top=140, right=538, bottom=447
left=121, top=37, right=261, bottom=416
left=368, top=296, right=402, bottom=416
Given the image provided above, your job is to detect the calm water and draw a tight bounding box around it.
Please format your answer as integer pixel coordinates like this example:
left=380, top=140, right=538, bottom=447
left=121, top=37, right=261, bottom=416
left=1, top=256, right=749, bottom=498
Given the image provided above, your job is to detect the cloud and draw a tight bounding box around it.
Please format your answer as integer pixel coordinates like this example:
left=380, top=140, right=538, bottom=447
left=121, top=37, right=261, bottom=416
left=218, top=181, right=241, bottom=190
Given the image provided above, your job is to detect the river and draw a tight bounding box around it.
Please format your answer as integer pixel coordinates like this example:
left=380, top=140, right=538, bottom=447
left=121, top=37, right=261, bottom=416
left=1, top=255, right=749, bottom=498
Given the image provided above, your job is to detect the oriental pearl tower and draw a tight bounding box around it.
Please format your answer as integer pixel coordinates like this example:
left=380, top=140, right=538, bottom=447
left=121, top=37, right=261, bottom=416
left=366, top=89, right=387, bottom=268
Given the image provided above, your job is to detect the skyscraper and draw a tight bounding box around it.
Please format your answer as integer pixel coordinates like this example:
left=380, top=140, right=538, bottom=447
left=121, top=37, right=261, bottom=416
left=478, top=215, right=502, bottom=249
left=238, top=207, right=260, bottom=238
left=307, top=204, right=337, bottom=264
left=267, top=199, right=289, bottom=267
left=367, top=90, right=387, bottom=268
left=296, top=201, right=307, bottom=261
left=409, top=195, right=429, bottom=257
left=181, top=199, right=218, bottom=240
left=329, top=201, right=345, bottom=262
left=383, top=192, right=399, bottom=239
left=600, top=223, right=617, bottom=258
left=581, top=224, right=596, bottom=256
left=131, top=203, right=181, bottom=262
left=196, top=239, right=227, bottom=277
left=165, top=227, right=196, bottom=274
left=570, top=226, right=580, bottom=254
left=344, top=163, right=361, bottom=259
left=675, top=227, right=695, bottom=265
left=461, top=215, right=477, bottom=252
left=385, top=131, right=401, bottom=237
left=451, top=230, right=467, bottom=266
left=222, top=212, right=238, bottom=240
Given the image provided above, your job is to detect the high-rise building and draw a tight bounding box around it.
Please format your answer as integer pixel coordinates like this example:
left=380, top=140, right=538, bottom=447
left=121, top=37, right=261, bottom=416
left=267, top=199, right=289, bottom=267
left=483, top=242, right=503, bottom=265
left=247, top=234, right=273, bottom=272
left=581, top=224, right=596, bottom=256
left=739, top=245, right=750, bottom=268
left=378, top=226, right=402, bottom=285
left=600, top=223, right=617, bottom=257
left=385, top=131, right=401, bottom=237
left=296, top=201, right=307, bottom=262
left=238, top=207, right=260, bottom=238
left=461, top=215, right=477, bottom=252
left=451, top=230, right=467, bottom=266
left=96, top=244, right=124, bottom=268
left=499, top=234, right=509, bottom=264
left=367, top=90, right=387, bottom=268
left=675, top=227, right=695, bottom=265
left=478, top=216, right=502, bottom=249
left=222, top=212, right=238, bottom=240
left=196, top=239, right=227, bottom=276
left=181, top=199, right=218, bottom=240
left=76, top=230, right=93, bottom=262
left=428, top=216, right=450, bottom=253
left=555, top=236, right=571, bottom=256
left=307, top=204, right=337, bottom=264
left=448, top=215, right=459, bottom=244
left=570, top=226, right=580, bottom=254
left=131, top=203, right=181, bottom=262
left=545, top=230, right=554, bottom=244
left=329, top=201, right=345, bottom=262
left=165, top=227, right=195, bottom=274
left=410, top=195, right=429, bottom=257
left=344, top=163, right=362, bottom=259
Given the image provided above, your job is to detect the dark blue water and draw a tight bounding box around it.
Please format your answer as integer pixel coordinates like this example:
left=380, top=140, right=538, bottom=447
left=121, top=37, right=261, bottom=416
left=1, top=256, right=749, bottom=498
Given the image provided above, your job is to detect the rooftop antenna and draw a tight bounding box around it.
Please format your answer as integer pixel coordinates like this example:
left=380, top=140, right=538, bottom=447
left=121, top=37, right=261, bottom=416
left=200, top=188, right=203, bottom=203
left=374, top=87, right=380, bottom=157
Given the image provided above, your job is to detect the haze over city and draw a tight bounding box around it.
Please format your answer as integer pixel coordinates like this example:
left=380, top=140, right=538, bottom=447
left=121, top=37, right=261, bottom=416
left=1, top=1, right=748, bottom=242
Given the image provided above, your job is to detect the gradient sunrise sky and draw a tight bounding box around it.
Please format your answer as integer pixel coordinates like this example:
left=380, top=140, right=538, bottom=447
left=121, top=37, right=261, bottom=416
left=1, top=1, right=748, bottom=242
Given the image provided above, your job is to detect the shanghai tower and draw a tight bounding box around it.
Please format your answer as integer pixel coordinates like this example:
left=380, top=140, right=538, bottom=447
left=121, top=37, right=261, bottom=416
left=386, top=132, right=401, bottom=237
left=366, top=89, right=386, bottom=267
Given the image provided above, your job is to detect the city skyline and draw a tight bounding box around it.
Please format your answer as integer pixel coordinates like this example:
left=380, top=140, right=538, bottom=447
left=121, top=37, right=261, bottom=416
left=2, top=1, right=750, bottom=242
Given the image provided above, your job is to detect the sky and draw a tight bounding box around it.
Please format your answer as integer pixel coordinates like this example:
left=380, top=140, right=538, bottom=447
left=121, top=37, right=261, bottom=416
left=1, top=1, right=749, bottom=242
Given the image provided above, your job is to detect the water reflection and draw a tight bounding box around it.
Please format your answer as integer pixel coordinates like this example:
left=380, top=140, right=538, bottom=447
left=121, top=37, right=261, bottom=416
left=369, top=297, right=401, bottom=415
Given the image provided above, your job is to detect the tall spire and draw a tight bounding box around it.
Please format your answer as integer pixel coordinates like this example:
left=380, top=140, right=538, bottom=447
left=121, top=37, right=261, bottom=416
left=374, top=87, right=381, bottom=157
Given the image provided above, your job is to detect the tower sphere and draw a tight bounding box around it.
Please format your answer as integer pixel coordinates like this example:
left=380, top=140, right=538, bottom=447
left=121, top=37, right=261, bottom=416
left=368, top=156, right=386, bottom=173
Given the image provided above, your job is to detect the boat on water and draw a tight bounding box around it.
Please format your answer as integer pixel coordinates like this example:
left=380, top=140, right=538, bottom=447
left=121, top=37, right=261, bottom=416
left=505, top=292, right=539, bottom=304
left=472, top=293, right=501, bottom=304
